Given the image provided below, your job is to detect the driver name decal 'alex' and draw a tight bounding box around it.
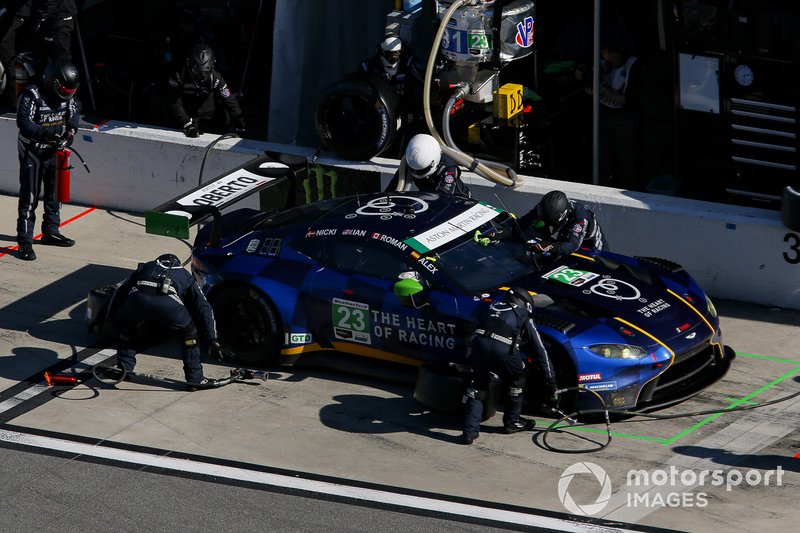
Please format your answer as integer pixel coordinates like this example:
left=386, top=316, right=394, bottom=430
left=404, top=203, right=502, bottom=253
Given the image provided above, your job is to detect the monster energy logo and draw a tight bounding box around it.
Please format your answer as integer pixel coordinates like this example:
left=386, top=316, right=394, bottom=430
left=304, top=165, right=338, bottom=203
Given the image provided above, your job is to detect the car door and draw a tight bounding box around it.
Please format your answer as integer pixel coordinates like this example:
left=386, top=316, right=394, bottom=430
left=303, top=238, right=469, bottom=365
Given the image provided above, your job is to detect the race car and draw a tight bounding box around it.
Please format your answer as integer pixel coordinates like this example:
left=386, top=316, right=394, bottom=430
left=87, top=154, right=732, bottom=413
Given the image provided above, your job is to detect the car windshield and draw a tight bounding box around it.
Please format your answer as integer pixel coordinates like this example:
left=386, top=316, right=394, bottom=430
left=431, top=216, right=538, bottom=293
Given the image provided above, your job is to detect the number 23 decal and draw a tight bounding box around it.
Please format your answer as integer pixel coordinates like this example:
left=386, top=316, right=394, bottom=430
left=785, top=233, right=800, bottom=264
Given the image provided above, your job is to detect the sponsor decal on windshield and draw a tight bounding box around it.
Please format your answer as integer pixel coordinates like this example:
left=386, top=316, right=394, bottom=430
left=404, top=202, right=502, bottom=253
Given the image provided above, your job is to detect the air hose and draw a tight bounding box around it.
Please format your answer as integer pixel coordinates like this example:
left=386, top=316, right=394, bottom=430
left=542, top=386, right=800, bottom=454
left=420, top=0, right=522, bottom=188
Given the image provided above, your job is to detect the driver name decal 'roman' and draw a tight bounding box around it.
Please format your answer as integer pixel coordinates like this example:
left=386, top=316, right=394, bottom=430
left=404, top=203, right=502, bottom=253
left=177, top=169, right=275, bottom=207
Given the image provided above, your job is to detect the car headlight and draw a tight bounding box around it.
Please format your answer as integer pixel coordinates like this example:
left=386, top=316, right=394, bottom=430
left=588, top=344, right=648, bottom=359
left=705, top=294, right=718, bottom=318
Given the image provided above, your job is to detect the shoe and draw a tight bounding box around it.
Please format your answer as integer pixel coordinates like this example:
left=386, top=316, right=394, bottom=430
left=460, top=433, right=478, bottom=445
left=18, top=243, right=36, bottom=261
left=503, top=418, right=536, bottom=434
left=40, top=233, right=75, bottom=247
left=187, top=377, right=225, bottom=390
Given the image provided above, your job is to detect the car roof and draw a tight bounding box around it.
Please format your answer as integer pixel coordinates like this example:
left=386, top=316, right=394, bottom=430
left=296, top=192, right=504, bottom=253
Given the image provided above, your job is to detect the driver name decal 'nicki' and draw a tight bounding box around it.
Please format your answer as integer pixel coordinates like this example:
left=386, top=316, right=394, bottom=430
left=177, top=169, right=275, bottom=207
left=404, top=202, right=502, bottom=253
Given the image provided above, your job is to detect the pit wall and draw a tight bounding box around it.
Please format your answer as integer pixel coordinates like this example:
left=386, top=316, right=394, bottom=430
left=1, top=116, right=797, bottom=311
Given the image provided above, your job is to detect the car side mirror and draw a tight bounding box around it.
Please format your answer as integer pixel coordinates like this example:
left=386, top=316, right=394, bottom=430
left=393, top=278, right=429, bottom=308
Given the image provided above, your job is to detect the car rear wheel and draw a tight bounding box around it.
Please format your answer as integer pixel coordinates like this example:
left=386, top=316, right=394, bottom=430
left=211, top=286, right=282, bottom=366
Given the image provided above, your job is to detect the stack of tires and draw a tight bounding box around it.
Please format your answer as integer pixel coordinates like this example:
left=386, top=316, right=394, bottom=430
left=782, top=185, right=800, bottom=231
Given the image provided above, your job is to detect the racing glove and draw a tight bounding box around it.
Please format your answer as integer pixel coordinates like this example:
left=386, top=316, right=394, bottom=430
left=41, top=130, right=61, bottom=145
left=527, top=241, right=553, bottom=254
left=473, top=230, right=490, bottom=247
left=61, top=130, right=75, bottom=148
left=183, top=119, right=201, bottom=138
left=231, top=116, right=246, bottom=136
left=209, top=340, right=225, bottom=361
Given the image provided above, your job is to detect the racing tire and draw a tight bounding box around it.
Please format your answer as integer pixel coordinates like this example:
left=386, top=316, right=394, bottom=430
left=315, top=72, right=400, bottom=161
left=414, top=364, right=498, bottom=421
left=211, top=285, right=282, bottom=366
left=781, top=185, right=800, bottom=232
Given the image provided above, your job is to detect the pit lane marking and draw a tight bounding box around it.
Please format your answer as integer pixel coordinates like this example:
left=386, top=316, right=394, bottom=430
left=0, top=349, right=114, bottom=417
left=598, top=369, right=800, bottom=522
left=0, top=207, right=96, bottom=258
left=0, top=428, right=658, bottom=533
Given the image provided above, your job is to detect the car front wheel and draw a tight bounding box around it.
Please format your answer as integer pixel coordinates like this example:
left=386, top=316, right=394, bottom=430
left=211, top=285, right=282, bottom=366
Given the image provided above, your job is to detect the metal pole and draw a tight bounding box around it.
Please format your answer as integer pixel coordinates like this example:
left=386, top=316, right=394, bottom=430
left=74, top=17, right=96, bottom=111
left=592, top=0, right=601, bottom=185
left=238, top=0, right=264, bottom=98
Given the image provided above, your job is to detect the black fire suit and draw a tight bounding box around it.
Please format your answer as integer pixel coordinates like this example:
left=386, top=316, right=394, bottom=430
left=106, top=259, right=218, bottom=383
left=167, top=66, right=243, bottom=133
left=385, top=155, right=472, bottom=198
left=34, top=0, right=77, bottom=60
left=16, top=82, right=78, bottom=246
left=463, top=298, right=556, bottom=440
left=0, top=0, right=32, bottom=97
left=518, top=199, right=605, bottom=255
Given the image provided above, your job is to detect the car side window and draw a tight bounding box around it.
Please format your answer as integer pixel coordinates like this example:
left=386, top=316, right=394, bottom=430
left=331, top=242, right=405, bottom=281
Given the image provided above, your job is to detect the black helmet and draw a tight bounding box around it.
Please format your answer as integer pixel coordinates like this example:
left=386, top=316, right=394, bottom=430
left=155, top=253, right=180, bottom=268
left=506, top=285, right=534, bottom=313
left=187, top=43, right=215, bottom=81
left=42, top=58, right=79, bottom=100
left=539, top=190, right=571, bottom=226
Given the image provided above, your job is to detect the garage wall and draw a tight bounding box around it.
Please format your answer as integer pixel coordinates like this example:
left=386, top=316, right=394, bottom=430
left=0, top=115, right=797, bottom=312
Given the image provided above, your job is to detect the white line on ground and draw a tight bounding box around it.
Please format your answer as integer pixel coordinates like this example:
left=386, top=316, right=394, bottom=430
left=0, top=349, right=115, bottom=415
left=0, top=426, right=642, bottom=533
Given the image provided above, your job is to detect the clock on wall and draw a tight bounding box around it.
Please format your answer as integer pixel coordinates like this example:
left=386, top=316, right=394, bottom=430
left=734, top=64, right=754, bottom=87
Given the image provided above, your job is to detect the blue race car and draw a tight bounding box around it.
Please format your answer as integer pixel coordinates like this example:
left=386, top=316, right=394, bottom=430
left=144, top=155, right=733, bottom=412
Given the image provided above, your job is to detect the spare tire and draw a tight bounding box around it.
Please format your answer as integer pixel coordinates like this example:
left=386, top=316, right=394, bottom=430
left=315, top=72, right=400, bottom=161
left=781, top=185, right=800, bottom=232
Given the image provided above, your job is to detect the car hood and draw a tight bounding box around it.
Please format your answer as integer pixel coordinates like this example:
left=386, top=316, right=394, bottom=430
left=519, top=254, right=716, bottom=351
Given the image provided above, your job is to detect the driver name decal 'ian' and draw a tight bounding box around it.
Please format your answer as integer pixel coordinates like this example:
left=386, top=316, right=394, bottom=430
left=404, top=203, right=502, bottom=253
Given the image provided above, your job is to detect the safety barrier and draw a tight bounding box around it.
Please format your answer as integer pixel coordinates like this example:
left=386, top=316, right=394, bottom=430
left=1, top=115, right=797, bottom=311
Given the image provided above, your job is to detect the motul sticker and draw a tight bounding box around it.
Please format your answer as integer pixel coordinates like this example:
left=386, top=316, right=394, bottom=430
left=578, top=372, right=602, bottom=382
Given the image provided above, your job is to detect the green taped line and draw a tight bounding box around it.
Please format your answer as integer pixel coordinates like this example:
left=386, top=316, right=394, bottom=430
left=145, top=210, right=190, bottom=239
left=661, top=365, right=800, bottom=445
left=735, top=352, right=800, bottom=365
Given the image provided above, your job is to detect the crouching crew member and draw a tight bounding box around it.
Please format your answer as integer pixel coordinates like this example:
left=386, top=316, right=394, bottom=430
left=461, top=286, right=557, bottom=445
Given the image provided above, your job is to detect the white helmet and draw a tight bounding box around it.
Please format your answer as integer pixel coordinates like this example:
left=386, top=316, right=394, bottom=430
left=405, top=134, right=441, bottom=179
left=380, top=35, right=403, bottom=69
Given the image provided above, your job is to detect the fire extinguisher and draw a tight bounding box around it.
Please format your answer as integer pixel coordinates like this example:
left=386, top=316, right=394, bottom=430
left=55, top=142, right=90, bottom=203
left=55, top=147, right=71, bottom=202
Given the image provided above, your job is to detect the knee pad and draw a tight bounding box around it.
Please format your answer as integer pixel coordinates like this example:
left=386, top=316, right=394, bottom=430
left=181, top=323, right=198, bottom=346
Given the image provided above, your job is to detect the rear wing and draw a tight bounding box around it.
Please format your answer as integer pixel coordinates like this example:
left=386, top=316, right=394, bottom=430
left=145, top=154, right=299, bottom=243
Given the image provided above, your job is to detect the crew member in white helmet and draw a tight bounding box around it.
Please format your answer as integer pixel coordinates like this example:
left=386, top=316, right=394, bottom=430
left=385, top=133, right=472, bottom=198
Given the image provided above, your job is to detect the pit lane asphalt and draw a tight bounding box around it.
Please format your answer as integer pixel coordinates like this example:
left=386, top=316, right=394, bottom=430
left=0, top=195, right=797, bottom=532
